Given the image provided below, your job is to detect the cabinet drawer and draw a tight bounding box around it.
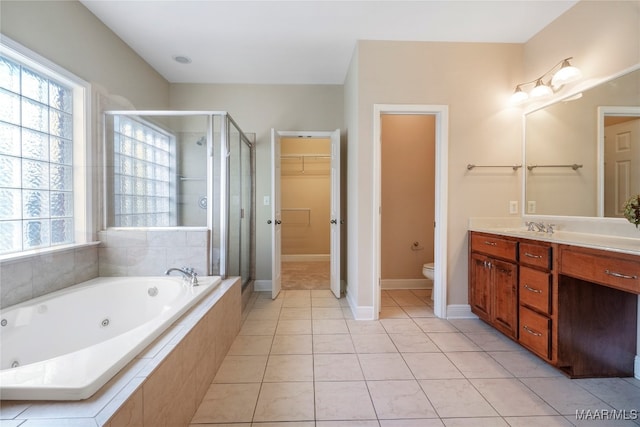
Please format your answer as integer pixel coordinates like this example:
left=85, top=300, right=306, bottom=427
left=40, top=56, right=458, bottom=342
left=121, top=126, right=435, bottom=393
left=560, top=247, right=640, bottom=294
left=519, top=267, right=552, bottom=314
left=471, top=233, right=517, bottom=262
left=519, top=306, right=551, bottom=359
left=520, top=242, right=552, bottom=270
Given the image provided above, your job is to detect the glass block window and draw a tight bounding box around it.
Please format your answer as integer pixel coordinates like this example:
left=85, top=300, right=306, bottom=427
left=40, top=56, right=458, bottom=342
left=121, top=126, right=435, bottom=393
left=113, top=116, right=176, bottom=227
left=0, top=55, right=75, bottom=254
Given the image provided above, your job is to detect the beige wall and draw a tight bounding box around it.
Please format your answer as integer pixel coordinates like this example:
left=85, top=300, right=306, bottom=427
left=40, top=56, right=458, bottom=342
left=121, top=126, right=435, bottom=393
left=345, top=41, right=524, bottom=309
left=381, top=114, right=435, bottom=279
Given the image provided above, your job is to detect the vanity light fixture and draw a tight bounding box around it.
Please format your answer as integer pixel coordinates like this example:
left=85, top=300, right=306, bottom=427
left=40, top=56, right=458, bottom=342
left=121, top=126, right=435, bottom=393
left=510, top=57, right=582, bottom=105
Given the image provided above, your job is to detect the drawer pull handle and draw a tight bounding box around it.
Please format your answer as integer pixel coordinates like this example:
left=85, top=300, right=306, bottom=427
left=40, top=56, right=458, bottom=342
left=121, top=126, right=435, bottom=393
left=524, top=284, right=542, bottom=294
left=524, top=252, right=543, bottom=259
left=523, top=325, right=542, bottom=337
left=604, top=270, right=638, bottom=280
left=484, top=241, right=497, bottom=246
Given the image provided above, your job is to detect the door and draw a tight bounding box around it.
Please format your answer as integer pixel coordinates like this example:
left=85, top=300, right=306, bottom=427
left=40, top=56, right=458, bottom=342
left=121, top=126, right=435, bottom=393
left=492, top=259, right=518, bottom=338
left=605, top=118, right=640, bottom=216
left=271, top=129, right=282, bottom=299
left=330, top=129, right=341, bottom=298
left=469, top=253, right=491, bottom=321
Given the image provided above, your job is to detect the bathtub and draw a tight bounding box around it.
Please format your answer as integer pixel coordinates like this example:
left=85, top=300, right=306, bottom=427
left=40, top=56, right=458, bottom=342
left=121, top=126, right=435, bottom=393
left=0, top=275, right=221, bottom=401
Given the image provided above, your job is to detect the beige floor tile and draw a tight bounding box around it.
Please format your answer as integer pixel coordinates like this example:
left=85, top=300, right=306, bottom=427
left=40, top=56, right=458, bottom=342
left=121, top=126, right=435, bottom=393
left=313, top=334, right=355, bottom=353
left=574, top=377, right=640, bottom=411
left=314, top=353, right=364, bottom=381
left=312, top=307, right=345, bottom=319
left=253, top=423, right=315, bottom=427
left=317, top=422, right=380, bottom=427
left=470, top=378, right=558, bottom=416
left=464, top=331, right=522, bottom=351
left=228, top=335, right=274, bottom=355
left=379, top=306, right=409, bottom=319
left=381, top=294, right=399, bottom=307
left=427, top=332, right=481, bottom=352
left=213, top=355, right=268, bottom=383
left=358, top=353, right=413, bottom=380
left=413, top=318, right=458, bottom=333
left=522, top=377, right=616, bottom=415
left=402, top=306, right=436, bottom=318
left=312, top=297, right=342, bottom=308
left=488, top=350, right=563, bottom=378
left=191, top=383, right=260, bottom=424
left=346, top=320, right=387, bottom=334
left=239, top=319, right=278, bottom=336
left=446, top=351, right=513, bottom=378
left=312, top=290, right=335, bottom=298
left=402, top=353, right=463, bottom=379
left=352, top=334, right=398, bottom=353
left=389, top=333, right=440, bottom=353
left=282, top=297, right=312, bottom=308
left=419, top=379, right=498, bottom=418
left=263, top=354, right=314, bottom=382
left=380, top=319, right=422, bottom=334
left=379, top=420, right=444, bottom=427
left=442, top=418, right=509, bottom=427
left=313, top=319, right=349, bottom=334
left=386, top=290, right=426, bottom=306
left=315, top=381, right=377, bottom=420
left=284, top=290, right=311, bottom=298
left=502, top=416, right=574, bottom=427
left=367, top=380, right=437, bottom=419
left=253, top=382, right=315, bottom=422
left=246, top=307, right=282, bottom=321
left=270, top=334, right=313, bottom=354
left=276, top=319, right=312, bottom=335
left=280, top=307, right=312, bottom=320
left=446, top=318, right=494, bottom=333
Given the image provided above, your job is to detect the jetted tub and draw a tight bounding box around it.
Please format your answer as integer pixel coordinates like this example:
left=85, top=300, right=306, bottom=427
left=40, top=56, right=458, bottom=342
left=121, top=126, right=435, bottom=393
left=0, top=275, right=221, bottom=401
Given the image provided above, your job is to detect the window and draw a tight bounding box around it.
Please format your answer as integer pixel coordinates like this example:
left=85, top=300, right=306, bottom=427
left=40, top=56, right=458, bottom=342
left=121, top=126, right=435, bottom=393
left=0, top=39, right=89, bottom=256
left=112, top=116, right=176, bottom=227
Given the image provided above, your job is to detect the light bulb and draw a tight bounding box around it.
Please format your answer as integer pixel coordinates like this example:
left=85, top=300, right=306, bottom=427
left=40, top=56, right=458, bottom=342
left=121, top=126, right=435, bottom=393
left=530, top=79, right=553, bottom=98
left=551, top=59, right=582, bottom=88
left=510, top=86, right=529, bottom=105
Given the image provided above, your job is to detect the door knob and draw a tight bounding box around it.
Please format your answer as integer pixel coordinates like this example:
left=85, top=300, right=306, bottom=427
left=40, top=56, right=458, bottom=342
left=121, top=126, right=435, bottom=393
left=275, top=220, right=282, bottom=225
left=330, top=219, right=337, bottom=224
left=267, top=220, right=272, bottom=224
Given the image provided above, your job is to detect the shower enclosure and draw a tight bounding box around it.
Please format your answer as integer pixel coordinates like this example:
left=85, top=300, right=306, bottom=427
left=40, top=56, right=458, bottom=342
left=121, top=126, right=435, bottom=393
left=103, top=111, right=254, bottom=284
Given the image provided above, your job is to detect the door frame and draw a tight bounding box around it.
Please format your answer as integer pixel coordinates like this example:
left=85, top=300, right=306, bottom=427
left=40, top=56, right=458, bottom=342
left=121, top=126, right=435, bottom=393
left=373, top=104, right=449, bottom=319
left=272, top=129, right=341, bottom=298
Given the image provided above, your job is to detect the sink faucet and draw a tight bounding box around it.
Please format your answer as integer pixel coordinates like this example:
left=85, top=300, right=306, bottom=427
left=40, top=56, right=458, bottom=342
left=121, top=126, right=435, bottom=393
left=165, top=267, right=199, bottom=286
left=524, top=221, right=548, bottom=233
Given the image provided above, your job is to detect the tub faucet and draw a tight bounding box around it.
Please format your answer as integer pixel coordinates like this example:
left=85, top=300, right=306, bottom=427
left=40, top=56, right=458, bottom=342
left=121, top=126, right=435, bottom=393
left=165, top=267, right=199, bottom=286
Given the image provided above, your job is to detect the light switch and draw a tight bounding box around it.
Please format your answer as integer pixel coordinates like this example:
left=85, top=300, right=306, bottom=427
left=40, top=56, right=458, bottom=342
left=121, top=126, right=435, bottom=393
left=509, top=201, right=518, bottom=214
left=263, top=196, right=270, bottom=206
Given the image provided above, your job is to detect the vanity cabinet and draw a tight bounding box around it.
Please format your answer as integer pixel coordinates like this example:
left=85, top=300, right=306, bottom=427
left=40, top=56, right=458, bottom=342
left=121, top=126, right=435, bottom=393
left=469, top=230, right=640, bottom=378
left=469, top=233, right=518, bottom=338
left=517, top=241, right=553, bottom=360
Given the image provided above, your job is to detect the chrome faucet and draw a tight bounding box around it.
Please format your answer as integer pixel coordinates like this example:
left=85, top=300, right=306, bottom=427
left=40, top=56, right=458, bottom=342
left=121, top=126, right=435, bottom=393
left=524, top=221, right=549, bottom=233
left=165, top=267, right=199, bottom=286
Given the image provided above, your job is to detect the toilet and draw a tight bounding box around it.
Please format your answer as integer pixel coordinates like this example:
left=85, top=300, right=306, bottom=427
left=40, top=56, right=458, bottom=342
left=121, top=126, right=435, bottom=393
left=422, top=262, right=435, bottom=281
left=423, top=262, right=435, bottom=300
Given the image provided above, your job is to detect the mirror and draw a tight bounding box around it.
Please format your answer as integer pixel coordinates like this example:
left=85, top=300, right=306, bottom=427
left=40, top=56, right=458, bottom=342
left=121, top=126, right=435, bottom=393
left=103, top=113, right=217, bottom=227
left=524, top=67, right=640, bottom=217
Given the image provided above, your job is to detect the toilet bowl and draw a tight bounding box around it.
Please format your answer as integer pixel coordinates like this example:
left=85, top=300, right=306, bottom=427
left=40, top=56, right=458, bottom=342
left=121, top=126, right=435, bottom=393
left=422, top=262, right=435, bottom=280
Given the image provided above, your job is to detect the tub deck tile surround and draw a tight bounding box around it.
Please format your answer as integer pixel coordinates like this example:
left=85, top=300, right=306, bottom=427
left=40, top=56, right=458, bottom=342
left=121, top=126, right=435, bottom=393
left=0, top=277, right=241, bottom=427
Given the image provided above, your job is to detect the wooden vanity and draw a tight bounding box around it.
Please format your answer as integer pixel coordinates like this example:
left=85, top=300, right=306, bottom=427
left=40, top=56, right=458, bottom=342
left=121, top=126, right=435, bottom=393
left=469, top=231, right=640, bottom=378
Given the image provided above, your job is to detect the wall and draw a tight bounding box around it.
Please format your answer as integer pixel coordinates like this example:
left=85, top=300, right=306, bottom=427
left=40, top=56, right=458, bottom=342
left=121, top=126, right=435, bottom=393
left=169, top=84, right=344, bottom=281
left=345, top=40, right=523, bottom=313
left=381, top=114, right=435, bottom=280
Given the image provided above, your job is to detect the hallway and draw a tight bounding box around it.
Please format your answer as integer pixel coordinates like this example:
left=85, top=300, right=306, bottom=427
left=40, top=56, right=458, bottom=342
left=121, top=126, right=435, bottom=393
left=190, top=289, right=640, bottom=426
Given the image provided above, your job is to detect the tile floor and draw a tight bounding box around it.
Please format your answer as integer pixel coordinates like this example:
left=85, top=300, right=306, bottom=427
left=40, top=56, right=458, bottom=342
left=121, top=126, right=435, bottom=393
left=189, top=289, right=640, bottom=426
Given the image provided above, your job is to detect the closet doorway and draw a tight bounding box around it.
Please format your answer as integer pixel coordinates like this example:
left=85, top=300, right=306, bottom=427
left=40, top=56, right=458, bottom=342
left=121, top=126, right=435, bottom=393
left=270, top=130, right=341, bottom=299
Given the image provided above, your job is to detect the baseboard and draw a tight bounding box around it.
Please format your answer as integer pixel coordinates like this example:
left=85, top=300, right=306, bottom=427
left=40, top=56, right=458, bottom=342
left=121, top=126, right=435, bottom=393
left=253, top=280, right=271, bottom=292
left=381, top=278, right=431, bottom=290
left=446, top=304, right=477, bottom=319
left=281, top=254, right=330, bottom=262
left=345, top=289, right=375, bottom=320
left=635, top=355, right=640, bottom=380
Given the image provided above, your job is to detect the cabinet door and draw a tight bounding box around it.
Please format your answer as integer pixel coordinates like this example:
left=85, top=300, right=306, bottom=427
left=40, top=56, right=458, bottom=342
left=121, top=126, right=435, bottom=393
left=492, top=259, right=518, bottom=337
left=470, top=253, right=491, bottom=321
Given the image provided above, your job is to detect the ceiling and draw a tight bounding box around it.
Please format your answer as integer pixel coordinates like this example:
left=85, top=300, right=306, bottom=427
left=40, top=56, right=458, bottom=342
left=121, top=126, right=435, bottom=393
left=80, top=0, right=579, bottom=85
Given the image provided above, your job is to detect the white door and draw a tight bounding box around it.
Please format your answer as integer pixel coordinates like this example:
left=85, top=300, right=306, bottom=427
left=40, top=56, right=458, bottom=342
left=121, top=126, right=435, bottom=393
left=330, top=129, right=341, bottom=298
left=271, top=129, right=282, bottom=299
left=605, top=118, right=640, bottom=217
